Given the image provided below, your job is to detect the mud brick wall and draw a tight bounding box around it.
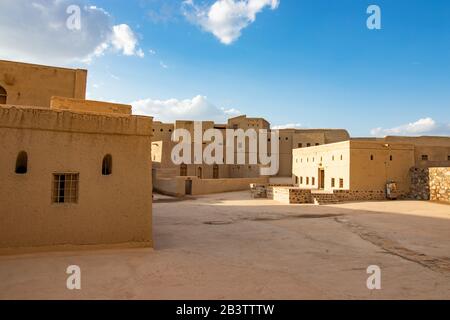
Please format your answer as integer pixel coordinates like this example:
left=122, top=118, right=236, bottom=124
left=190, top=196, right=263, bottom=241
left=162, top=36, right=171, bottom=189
left=267, top=184, right=294, bottom=200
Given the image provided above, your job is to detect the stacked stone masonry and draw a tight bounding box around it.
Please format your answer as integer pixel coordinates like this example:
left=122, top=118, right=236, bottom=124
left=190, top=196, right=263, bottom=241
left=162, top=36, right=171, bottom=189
left=429, top=168, right=450, bottom=203
left=409, top=167, right=450, bottom=203
left=333, top=190, right=387, bottom=202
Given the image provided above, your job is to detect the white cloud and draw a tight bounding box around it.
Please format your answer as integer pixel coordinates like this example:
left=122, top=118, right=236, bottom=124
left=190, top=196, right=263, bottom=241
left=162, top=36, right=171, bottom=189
left=371, top=117, right=450, bottom=137
left=131, top=95, right=241, bottom=122
left=0, top=0, right=143, bottom=65
left=110, top=24, right=144, bottom=57
left=183, top=0, right=280, bottom=45
left=272, top=123, right=303, bottom=130
left=160, top=61, right=169, bottom=69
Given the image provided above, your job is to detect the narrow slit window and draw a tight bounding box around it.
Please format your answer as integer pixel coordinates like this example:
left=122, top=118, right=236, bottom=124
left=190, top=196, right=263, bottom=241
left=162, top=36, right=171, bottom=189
left=102, top=154, right=112, bottom=175
left=0, top=85, right=6, bottom=104
left=15, top=151, right=28, bottom=174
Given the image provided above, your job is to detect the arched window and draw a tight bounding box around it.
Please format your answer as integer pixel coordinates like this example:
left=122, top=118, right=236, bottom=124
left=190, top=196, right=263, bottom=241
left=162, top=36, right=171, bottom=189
left=15, top=151, right=28, bottom=174
left=0, top=85, right=6, bottom=104
left=180, top=163, right=187, bottom=176
left=102, top=154, right=112, bottom=175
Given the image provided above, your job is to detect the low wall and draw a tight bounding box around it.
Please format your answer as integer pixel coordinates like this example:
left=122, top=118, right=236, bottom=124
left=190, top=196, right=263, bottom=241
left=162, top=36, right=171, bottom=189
left=409, top=167, right=450, bottom=203
left=192, top=177, right=269, bottom=195
left=271, top=187, right=312, bottom=204
left=333, top=190, right=386, bottom=201
left=154, top=177, right=184, bottom=197
left=154, top=176, right=269, bottom=197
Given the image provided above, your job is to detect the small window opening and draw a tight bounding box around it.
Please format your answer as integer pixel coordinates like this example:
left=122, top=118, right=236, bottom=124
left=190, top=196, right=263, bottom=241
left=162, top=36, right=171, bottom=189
left=102, top=154, right=112, bottom=175
left=15, top=151, right=28, bottom=174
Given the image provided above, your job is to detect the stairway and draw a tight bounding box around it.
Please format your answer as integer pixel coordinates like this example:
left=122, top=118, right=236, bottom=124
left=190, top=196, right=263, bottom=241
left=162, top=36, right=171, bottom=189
left=312, top=192, right=341, bottom=205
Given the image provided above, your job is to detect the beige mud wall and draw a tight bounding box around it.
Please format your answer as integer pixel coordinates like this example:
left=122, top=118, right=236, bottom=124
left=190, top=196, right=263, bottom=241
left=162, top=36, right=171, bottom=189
left=154, top=177, right=269, bottom=197
left=51, top=97, right=131, bottom=115
left=293, top=141, right=351, bottom=191
left=349, top=140, right=415, bottom=194
left=0, top=60, right=87, bottom=108
left=278, top=129, right=350, bottom=177
left=0, top=106, right=153, bottom=250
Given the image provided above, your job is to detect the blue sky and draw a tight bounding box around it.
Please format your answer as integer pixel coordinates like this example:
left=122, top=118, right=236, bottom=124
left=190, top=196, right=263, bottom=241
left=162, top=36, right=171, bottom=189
left=1, top=0, right=449, bottom=136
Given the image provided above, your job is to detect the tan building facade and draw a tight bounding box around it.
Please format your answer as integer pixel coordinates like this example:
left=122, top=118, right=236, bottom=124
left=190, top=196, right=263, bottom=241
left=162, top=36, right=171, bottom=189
left=0, top=61, right=153, bottom=253
left=151, top=114, right=350, bottom=196
left=0, top=60, right=87, bottom=108
left=292, top=137, right=450, bottom=200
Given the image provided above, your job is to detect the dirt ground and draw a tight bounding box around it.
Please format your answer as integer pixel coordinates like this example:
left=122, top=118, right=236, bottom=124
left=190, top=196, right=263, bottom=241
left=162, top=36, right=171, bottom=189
left=1, top=191, right=449, bottom=300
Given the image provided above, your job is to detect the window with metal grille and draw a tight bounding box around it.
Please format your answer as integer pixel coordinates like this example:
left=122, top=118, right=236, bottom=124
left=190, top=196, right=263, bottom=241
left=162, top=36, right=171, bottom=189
left=52, top=173, right=79, bottom=204
left=331, top=178, right=335, bottom=188
left=421, top=155, right=428, bottom=161
left=339, top=178, right=344, bottom=188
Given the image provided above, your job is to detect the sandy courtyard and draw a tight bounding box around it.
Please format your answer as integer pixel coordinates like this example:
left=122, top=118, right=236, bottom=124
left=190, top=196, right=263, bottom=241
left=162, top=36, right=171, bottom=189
left=0, top=191, right=449, bottom=300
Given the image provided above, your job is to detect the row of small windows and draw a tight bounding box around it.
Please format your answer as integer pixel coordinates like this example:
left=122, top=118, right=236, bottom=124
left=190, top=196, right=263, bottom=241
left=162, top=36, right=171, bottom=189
left=13, top=152, right=113, bottom=176
left=297, top=143, right=320, bottom=148
left=296, top=154, right=343, bottom=164
left=296, top=154, right=409, bottom=164
left=420, top=155, right=450, bottom=161
left=153, top=128, right=173, bottom=133
left=298, top=176, right=344, bottom=188
left=180, top=164, right=220, bottom=179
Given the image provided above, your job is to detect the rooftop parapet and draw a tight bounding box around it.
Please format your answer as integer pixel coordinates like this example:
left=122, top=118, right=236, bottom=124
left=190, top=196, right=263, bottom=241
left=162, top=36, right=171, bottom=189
left=0, top=104, right=152, bottom=136
left=50, top=96, right=132, bottom=115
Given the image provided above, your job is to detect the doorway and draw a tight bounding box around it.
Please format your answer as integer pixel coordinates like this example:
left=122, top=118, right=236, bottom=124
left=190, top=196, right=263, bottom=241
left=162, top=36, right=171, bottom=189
left=213, top=164, right=219, bottom=179
left=185, top=179, right=192, bottom=195
left=318, top=169, right=325, bottom=189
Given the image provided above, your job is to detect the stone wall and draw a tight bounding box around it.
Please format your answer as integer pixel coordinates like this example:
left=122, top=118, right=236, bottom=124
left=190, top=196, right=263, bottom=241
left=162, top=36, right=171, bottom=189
left=250, top=184, right=267, bottom=198
left=333, top=190, right=386, bottom=202
left=409, top=167, right=450, bottom=203
left=409, top=167, right=430, bottom=200
left=271, top=187, right=312, bottom=204
left=429, top=168, right=450, bottom=203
